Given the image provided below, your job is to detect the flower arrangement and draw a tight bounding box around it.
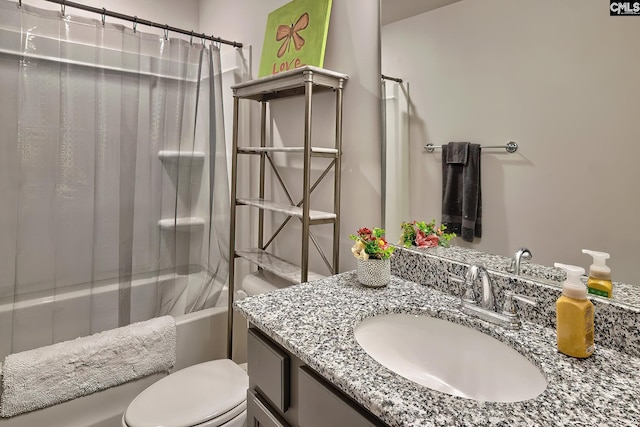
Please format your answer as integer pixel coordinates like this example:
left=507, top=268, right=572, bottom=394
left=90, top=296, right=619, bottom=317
left=399, top=220, right=455, bottom=248
left=350, top=227, right=395, bottom=260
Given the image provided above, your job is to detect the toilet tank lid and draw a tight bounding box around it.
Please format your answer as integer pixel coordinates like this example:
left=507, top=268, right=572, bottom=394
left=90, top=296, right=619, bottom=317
left=124, top=359, right=248, bottom=427
left=241, top=270, right=291, bottom=296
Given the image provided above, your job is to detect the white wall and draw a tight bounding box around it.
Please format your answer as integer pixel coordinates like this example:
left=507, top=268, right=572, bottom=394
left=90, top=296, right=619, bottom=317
left=382, top=0, right=640, bottom=283
left=199, top=0, right=382, bottom=275
left=25, top=0, right=200, bottom=35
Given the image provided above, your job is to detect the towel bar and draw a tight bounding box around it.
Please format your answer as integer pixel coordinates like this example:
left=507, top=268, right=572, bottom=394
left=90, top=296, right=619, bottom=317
left=424, top=141, right=518, bottom=154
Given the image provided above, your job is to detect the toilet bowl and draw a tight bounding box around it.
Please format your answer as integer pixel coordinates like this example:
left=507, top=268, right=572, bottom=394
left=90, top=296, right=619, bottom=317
left=123, top=271, right=287, bottom=427
left=122, top=359, right=248, bottom=427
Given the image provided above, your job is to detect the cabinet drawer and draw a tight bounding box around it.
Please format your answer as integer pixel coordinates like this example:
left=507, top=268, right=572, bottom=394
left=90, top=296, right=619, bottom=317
left=247, top=389, right=290, bottom=427
left=248, top=328, right=290, bottom=413
left=298, top=367, right=383, bottom=427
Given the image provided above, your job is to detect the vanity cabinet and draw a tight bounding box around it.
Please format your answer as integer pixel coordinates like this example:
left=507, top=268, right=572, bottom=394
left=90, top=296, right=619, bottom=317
left=246, top=328, right=386, bottom=427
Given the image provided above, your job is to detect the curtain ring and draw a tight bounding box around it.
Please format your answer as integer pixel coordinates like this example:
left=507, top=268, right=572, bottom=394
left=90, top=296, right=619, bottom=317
left=189, top=30, right=193, bottom=46
left=164, top=24, right=169, bottom=41
left=18, top=0, right=21, bottom=9
left=101, top=8, right=106, bottom=26
left=201, top=33, right=206, bottom=47
left=133, top=16, right=137, bottom=33
left=60, top=0, right=65, bottom=16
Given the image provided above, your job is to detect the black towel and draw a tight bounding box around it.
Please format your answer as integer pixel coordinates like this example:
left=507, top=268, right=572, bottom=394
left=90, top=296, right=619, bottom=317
left=441, top=142, right=482, bottom=242
left=446, top=141, right=469, bottom=164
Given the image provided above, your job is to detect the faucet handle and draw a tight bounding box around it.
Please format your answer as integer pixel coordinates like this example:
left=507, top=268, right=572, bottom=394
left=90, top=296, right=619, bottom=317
left=449, top=273, right=474, bottom=304
left=501, top=291, right=536, bottom=329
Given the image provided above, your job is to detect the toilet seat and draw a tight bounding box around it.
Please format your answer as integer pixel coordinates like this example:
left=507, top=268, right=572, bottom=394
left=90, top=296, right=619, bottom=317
left=123, top=359, right=249, bottom=427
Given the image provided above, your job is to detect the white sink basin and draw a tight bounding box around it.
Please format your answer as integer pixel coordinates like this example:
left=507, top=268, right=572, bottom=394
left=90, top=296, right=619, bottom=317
left=354, top=313, right=547, bottom=402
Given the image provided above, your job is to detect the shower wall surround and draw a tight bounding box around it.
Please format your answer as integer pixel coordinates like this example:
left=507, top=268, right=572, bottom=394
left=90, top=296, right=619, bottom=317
left=392, top=246, right=640, bottom=358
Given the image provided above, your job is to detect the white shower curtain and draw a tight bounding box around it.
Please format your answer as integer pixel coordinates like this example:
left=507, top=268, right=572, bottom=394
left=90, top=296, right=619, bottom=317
left=0, top=0, right=229, bottom=357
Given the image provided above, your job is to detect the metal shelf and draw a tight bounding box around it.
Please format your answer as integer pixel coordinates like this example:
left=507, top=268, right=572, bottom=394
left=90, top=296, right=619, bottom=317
left=237, top=146, right=338, bottom=158
left=236, top=249, right=325, bottom=284
left=236, top=198, right=336, bottom=224
left=231, top=66, right=348, bottom=101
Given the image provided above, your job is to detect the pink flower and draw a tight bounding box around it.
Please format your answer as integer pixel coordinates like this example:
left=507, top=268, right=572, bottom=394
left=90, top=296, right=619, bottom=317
left=415, top=230, right=439, bottom=248
left=378, top=238, right=389, bottom=249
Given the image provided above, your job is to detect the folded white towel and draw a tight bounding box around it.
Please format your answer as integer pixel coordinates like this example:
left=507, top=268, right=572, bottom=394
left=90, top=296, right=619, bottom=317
left=0, top=315, right=176, bottom=417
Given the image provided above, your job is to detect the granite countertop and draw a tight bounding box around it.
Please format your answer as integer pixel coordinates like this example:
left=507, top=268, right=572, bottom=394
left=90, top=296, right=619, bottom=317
left=234, top=272, right=640, bottom=427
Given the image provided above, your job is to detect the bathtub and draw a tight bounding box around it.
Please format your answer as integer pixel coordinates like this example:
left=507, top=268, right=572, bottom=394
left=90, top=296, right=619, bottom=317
left=0, top=268, right=226, bottom=360
left=0, top=271, right=232, bottom=427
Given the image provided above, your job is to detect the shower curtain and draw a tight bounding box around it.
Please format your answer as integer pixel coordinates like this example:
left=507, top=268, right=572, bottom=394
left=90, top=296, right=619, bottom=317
left=0, top=0, right=229, bottom=357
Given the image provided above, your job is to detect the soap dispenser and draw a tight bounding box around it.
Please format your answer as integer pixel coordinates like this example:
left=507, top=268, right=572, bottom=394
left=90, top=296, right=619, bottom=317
left=582, top=249, right=613, bottom=298
left=554, top=263, right=594, bottom=358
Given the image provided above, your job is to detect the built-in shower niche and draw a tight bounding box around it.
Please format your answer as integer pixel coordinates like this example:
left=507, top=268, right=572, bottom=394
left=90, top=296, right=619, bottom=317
left=158, top=149, right=207, bottom=274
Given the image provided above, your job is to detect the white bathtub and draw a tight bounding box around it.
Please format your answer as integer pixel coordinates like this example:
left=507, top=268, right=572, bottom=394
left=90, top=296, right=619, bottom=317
left=0, top=268, right=225, bottom=360
left=0, top=272, right=232, bottom=427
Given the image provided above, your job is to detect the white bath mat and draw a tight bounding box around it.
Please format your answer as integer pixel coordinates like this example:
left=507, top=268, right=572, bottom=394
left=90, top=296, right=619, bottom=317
left=0, top=315, right=176, bottom=417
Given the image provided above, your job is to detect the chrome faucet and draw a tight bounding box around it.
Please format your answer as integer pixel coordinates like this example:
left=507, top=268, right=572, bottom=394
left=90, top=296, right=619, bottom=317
left=465, top=264, right=495, bottom=311
left=450, top=264, right=536, bottom=330
left=507, top=247, right=532, bottom=275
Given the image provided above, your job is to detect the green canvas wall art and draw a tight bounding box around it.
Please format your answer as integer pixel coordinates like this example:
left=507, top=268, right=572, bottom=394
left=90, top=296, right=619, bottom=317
left=258, top=0, right=333, bottom=77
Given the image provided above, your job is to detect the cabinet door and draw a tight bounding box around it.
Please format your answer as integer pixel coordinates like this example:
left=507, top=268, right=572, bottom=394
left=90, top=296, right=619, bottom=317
left=248, top=328, right=290, bottom=413
left=247, top=389, right=290, bottom=427
left=298, top=367, right=385, bottom=427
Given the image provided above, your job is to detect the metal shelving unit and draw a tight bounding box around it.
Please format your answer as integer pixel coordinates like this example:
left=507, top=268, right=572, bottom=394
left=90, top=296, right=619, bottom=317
left=228, top=66, right=347, bottom=313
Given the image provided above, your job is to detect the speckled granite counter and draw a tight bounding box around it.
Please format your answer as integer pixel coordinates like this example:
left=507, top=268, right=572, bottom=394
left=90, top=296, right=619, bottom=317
left=392, top=247, right=640, bottom=357
left=235, top=272, right=640, bottom=427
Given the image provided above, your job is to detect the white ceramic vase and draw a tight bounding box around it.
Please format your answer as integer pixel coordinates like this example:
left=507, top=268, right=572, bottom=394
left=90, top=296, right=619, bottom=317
left=356, top=258, right=391, bottom=288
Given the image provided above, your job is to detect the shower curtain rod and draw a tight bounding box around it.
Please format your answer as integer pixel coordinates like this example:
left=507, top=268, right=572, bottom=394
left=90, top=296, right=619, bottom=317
left=32, top=0, right=243, bottom=48
left=381, top=74, right=403, bottom=83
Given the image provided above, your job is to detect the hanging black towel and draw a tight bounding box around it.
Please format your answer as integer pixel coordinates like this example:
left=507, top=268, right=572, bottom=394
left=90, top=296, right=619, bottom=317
left=441, top=142, right=482, bottom=242
left=446, top=141, right=469, bottom=165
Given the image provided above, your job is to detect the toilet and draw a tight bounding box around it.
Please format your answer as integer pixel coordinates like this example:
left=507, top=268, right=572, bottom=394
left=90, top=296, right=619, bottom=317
left=122, top=271, right=289, bottom=427
left=122, top=359, right=248, bottom=427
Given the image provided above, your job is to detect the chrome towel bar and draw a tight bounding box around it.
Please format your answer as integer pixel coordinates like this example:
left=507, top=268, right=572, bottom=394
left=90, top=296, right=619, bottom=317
left=424, top=141, right=518, bottom=153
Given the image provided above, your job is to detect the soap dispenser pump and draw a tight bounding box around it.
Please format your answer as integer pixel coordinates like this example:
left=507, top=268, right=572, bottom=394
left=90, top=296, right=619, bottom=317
left=554, top=263, right=594, bottom=358
left=582, top=249, right=612, bottom=298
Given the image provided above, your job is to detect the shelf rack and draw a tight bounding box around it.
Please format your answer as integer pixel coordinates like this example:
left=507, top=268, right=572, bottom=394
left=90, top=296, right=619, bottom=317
left=228, top=68, right=347, bottom=353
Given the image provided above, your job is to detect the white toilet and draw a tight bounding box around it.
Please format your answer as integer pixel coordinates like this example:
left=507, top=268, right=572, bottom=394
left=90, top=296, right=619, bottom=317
left=122, top=359, right=248, bottom=427
left=122, top=271, right=289, bottom=427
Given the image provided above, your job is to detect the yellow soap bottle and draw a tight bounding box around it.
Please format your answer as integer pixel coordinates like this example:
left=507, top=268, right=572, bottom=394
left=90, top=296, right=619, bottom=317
left=554, top=263, right=594, bottom=358
left=582, top=249, right=613, bottom=298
